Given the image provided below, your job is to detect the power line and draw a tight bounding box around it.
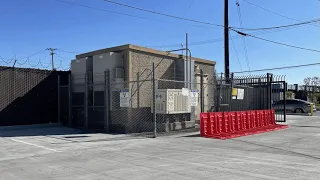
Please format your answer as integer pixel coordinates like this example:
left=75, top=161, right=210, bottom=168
left=56, top=0, right=319, bottom=33
left=53, top=0, right=216, bottom=29
left=236, top=0, right=250, bottom=72
left=231, top=29, right=320, bottom=53
left=231, top=18, right=320, bottom=31
left=229, top=34, right=244, bottom=73
left=146, top=23, right=301, bottom=49
left=241, top=0, right=320, bottom=28
left=144, top=0, right=198, bottom=64
left=147, top=17, right=320, bottom=49
left=17, top=50, right=47, bottom=60
left=187, top=0, right=195, bottom=9
left=234, top=62, right=320, bottom=73
left=103, top=0, right=223, bottom=27
left=56, top=49, right=78, bottom=54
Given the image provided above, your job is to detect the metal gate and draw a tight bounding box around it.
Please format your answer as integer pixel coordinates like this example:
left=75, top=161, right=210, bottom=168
left=214, top=73, right=286, bottom=122
left=271, top=80, right=286, bottom=122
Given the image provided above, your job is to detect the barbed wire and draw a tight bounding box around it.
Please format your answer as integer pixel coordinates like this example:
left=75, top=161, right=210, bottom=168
left=0, top=54, right=70, bottom=71
left=28, top=58, right=41, bottom=68
left=16, top=57, right=28, bottom=66
left=0, top=49, right=73, bottom=71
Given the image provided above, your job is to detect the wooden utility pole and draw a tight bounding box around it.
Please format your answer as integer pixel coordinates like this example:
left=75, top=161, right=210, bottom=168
left=224, top=0, right=230, bottom=81
left=47, top=48, right=57, bottom=70
left=186, top=33, right=189, bottom=88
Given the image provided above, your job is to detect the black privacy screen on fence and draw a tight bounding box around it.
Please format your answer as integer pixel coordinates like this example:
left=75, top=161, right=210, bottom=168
left=215, top=73, right=286, bottom=122
left=0, top=66, right=70, bottom=126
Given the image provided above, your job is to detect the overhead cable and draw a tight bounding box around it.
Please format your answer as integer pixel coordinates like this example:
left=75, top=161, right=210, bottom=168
left=229, top=34, right=244, bottom=73
left=103, top=0, right=223, bottom=27
left=231, top=18, right=320, bottom=31
left=56, top=0, right=320, bottom=32
left=235, top=0, right=250, bottom=72
left=54, top=0, right=217, bottom=29
left=234, top=62, right=320, bottom=73
left=241, top=0, right=320, bottom=28
left=231, top=29, right=320, bottom=53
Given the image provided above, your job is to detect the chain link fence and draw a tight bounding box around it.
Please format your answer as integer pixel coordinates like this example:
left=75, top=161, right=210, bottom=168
left=60, top=65, right=287, bottom=137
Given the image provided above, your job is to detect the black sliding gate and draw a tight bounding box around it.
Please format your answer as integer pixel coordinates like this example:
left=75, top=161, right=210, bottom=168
left=215, top=73, right=286, bottom=122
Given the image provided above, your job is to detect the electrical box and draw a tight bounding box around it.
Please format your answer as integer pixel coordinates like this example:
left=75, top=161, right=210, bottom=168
left=153, top=89, right=191, bottom=114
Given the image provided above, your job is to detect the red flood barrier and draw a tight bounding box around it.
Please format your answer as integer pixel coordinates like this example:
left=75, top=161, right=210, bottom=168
left=200, top=109, right=289, bottom=140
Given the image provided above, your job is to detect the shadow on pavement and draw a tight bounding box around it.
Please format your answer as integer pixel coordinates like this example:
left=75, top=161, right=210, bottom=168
left=231, top=139, right=320, bottom=160
left=290, top=125, right=320, bottom=129
left=182, top=134, right=201, bottom=138
left=0, top=124, right=102, bottom=138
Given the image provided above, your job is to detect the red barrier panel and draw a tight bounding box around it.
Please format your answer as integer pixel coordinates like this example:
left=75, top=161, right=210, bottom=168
left=246, top=111, right=252, bottom=129
left=265, top=110, right=270, bottom=125
left=208, top=112, right=223, bottom=135
left=229, top=112, right=236, bottom=132
left=240, top=111, right=247, bottom=130
left=256, top=111, right=262, bottom=127
left=250, top=111, right=256, bottom=128
left=208, top=113, right=215, bottom=135
left=260, top=111, right=264, bottom=127
left=200, top=113, right=209, bottom=137
left=216, top=112, right=223, bottom=134
left=264, top=110, right=268, bottom=126
left=235, top=112, right=241, bottom=131
left=222, top=112, right=230, bottom=133
left=200, top=109, right=288, bottom=140
left=270, top=109, right=276, bottom=125
left=259, top=110, right=266, bottom=127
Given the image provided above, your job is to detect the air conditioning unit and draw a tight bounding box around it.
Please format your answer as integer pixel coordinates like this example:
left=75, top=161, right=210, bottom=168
left=152, top=89, right=191, bottom=114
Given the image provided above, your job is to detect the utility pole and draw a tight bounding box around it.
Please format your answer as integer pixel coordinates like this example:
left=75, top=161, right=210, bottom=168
left=224, top=0, right=230, bottom=81
left=47, top=48, right=57, bottom=70
left=186, top=33, right=189, bottom=88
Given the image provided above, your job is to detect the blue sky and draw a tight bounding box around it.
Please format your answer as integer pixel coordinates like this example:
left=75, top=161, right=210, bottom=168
left=1, top=0, right=319, bottom=84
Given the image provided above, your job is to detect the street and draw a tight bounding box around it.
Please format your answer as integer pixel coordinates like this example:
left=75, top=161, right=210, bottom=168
left=1, top=115, right=320, bottom=180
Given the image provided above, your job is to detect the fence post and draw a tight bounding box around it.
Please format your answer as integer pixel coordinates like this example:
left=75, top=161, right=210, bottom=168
left=137, top=72, right=140, bottom=108
left=57, top=75, right=60, bottom=124
left=229, top=73, right=234, bottom=111
left=283, top=80, right=286, bottom=122
left=84, top=73, right=88, bottom=128
left=104, top=71, right=110, bottom=132
left=218, top=73, right=223, bottom=111
left=68, top=74, right=72, bottom=127
left=152, top=63, right=157, bottom=138
left=267, top=73, right=272, bottom=109
left=312, top=85, right=315, bottom=103
left=200, top=69, right=204, bottom=112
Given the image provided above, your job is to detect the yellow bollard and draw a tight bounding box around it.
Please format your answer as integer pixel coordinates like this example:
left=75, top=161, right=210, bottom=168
left=310, top=105, right=314, bottom=116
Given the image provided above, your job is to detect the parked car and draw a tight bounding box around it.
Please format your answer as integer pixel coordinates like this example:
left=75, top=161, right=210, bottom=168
left=272, top=99, right=316, bottom=113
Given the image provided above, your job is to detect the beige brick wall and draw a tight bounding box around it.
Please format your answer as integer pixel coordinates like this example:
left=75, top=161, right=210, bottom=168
left=129, top=50, right=178, bottom=108
left=130, top=50, right=177, bottom=81
left=128, top=51, right=216, bottom=109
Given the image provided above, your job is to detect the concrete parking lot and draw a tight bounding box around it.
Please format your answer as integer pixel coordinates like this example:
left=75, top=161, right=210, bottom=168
left=1, top=116, right=320, bottom=180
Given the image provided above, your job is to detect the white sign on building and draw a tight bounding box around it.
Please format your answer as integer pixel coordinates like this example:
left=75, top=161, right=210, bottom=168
left=190, top=90, right=199, bottom=106
left=119, top=89, right=130, bottom=107
left=237, top=88, right=245, bottom=100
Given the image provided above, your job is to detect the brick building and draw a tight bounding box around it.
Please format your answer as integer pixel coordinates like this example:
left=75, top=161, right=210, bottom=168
left=71, top=44, right=216, bottom=133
